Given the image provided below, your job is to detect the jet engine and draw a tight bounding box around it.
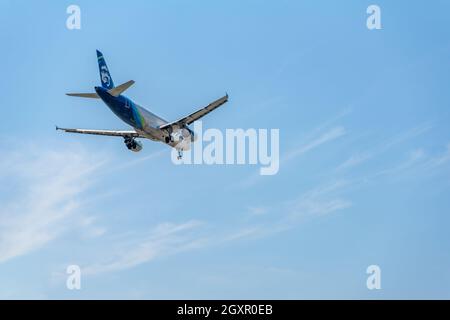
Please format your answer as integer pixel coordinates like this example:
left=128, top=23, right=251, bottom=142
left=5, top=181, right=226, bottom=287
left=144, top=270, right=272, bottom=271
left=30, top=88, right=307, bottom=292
left=182, top=128, right=197, bottom=142
left=124, top=137, right=143, bottom=152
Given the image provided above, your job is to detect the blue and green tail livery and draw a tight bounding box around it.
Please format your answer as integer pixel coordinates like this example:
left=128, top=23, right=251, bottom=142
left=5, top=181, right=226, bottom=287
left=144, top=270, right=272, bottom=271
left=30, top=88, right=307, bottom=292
left=96, top=50, right=114, bottom=90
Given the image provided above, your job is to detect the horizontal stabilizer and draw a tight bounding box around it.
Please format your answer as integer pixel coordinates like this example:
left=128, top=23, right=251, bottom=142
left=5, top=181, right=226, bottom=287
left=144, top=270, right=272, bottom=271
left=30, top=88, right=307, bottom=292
left=108, top=80, right=135, bottom=97
left=66, top=80, right=134, bottom=99
left=66, top=92, right=100, bottom=99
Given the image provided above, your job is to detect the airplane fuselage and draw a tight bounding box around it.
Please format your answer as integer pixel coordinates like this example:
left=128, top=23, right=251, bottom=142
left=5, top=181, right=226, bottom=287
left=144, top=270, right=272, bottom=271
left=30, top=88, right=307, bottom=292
left=94, top=86, right=184, bottom=147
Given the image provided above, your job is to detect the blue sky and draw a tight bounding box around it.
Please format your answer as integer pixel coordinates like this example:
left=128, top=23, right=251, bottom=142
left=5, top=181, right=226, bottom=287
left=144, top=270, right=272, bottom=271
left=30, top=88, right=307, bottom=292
left=0, top=0, right=450, bottom=299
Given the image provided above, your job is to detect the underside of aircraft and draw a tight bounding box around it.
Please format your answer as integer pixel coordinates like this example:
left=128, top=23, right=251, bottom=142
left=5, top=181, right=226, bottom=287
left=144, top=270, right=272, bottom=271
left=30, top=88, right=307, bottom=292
left=57, top=50, right=228, bottom=159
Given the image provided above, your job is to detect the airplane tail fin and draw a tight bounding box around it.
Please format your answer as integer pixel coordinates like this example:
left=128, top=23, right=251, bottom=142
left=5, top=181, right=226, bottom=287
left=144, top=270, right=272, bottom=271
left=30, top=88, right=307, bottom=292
left=96, top=50, right=114, bottom=90
left=66, top=51, right=135, bottom=98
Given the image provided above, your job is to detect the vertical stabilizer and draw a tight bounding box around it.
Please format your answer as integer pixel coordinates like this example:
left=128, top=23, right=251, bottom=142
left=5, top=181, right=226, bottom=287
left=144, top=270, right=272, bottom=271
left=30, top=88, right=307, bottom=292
left=96, top=50, right=114, bottom=90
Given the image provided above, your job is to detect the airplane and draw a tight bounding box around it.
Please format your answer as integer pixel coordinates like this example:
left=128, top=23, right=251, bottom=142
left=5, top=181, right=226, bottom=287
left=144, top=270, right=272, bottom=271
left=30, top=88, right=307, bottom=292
left=57, top=50, right=228, bottom=159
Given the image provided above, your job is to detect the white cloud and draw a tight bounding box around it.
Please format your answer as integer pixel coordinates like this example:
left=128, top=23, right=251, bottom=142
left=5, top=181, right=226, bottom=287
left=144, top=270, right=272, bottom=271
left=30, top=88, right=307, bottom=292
left=78, top=215, right=107, bottom=238
left=337, top=152, right=371, bottom=171
left=247, top=206, right=269, bottom=216
left=284, top=126, right=346, bottom=162
left=337, top=123, right=433, bottom=171
left=428, top=143, right=450, bottom=167
left=82, top=220, right=205, bottom=275
left=227, top=181, right=352, bottom=243
left=284, top=180, right=352, bottom=222
left=76, top=179, right=353, bottom=275
left=0, top=144, right=106, bottom=264
left=0, top=135, right=355, bottom=275
left=363, top=143, right=450, bottom=181
left=239, top=124, right=346, bottom=188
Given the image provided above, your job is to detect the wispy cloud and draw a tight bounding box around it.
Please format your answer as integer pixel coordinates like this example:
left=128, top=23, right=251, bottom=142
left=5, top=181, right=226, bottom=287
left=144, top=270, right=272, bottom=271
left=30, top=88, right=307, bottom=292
left=0, top=144, right=106, bottom=264
left=82, top=220, right=205, bottom=275
left=0, top=142, right=301, bottom=275
left=282, top=109, right=351, bottom=165
left=79, top=178, right=353, bottom=275
left=106, top=149, right=167, bottom=172
left=247, top=206, right=270, bottom=216
left=369, top=143, right=450, bottom=181
left=337, top=122, right=433, bottom=171
left=283, top=126, right=346, bottom=163
left=227, top=181, right=352, bottom=242
left=83, top=138, right=450, bottom=275
left=68, top=122, right=442, bottom=277
left=282, top=180, right=352, bottom=224
left=8, top=130, right=443, bottom=276
left=426, top=143, right=450, bottom=168
left=238, top=113, right=348, bottom=188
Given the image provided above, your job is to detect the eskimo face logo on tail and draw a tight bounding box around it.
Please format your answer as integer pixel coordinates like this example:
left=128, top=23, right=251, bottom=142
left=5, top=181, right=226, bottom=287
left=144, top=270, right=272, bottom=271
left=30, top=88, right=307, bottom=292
left=100, top=66, right=111, bottom=86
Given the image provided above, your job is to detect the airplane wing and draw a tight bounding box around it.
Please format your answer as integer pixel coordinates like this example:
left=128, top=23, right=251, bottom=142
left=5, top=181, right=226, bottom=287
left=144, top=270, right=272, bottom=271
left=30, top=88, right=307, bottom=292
left=56, top=126, right=141, bottom=137
left=159, top=94, right=228, bottom=131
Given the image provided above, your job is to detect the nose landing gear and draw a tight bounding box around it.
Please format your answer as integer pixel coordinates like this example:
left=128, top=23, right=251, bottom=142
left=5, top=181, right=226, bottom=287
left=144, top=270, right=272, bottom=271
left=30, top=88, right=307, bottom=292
left=177, top=149, right=183, bottom=160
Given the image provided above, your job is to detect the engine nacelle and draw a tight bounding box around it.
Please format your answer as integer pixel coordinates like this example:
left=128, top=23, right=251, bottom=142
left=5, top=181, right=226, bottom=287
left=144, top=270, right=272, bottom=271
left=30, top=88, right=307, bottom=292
left=129, top=140, right=143, bottom=152
left=182, top=128, right=197, bottom=142
left=125, top=138, right=143, bottom=152
left=181, top=128, right=191, bottom=139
